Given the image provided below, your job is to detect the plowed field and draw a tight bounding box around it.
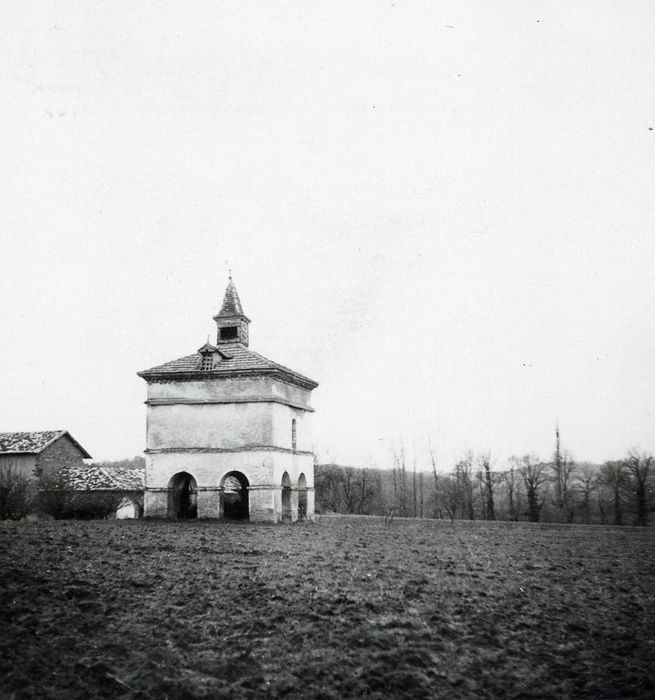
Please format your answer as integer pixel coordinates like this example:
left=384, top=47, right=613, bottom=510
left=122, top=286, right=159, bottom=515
left=1, top=517, right=654, bottom=699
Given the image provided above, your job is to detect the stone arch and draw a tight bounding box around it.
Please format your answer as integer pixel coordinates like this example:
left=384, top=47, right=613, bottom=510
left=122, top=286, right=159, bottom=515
left=281, top=471, right=292, bottom=523
left=220, top=471, right=249, bottom=520
left=297, top=473, right=308, bottom=521
left=168, top=472, right=198, bottom=519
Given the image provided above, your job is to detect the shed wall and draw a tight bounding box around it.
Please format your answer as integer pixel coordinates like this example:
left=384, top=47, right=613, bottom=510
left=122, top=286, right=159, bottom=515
left=38, top=435, right=88, bottom=476
left=0, top=454, right=37, bottom=480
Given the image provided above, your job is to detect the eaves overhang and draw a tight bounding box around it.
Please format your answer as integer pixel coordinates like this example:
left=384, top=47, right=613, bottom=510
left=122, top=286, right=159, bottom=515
left=137, top=366, right=319, bottom=391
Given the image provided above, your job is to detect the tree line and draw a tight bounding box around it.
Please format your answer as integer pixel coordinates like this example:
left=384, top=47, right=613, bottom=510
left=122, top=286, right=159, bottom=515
left=315, top=442, right=654, bottom=526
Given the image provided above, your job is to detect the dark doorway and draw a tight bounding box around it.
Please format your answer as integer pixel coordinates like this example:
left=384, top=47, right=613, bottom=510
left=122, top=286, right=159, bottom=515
left=221, top=471, right=249, bottom=520
left=168, top=472, right=198, bottom=519
left=281, top=471, right=292, bottom=523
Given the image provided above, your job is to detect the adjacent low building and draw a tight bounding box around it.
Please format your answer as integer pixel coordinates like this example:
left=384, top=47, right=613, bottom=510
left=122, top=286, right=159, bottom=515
left=0, top=431, right=143, bottom=519
left=54, top=461, right=145, bottom=518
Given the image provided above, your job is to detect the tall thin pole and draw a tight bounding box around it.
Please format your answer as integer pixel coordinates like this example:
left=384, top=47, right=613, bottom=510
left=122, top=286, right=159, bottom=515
left=419, top=472, right=424, bottom=518
left=413, top=454, right=418, bottom=518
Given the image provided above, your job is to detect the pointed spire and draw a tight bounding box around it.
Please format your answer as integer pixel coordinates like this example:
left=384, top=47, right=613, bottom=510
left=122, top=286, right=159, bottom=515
left=216, top=277, right=246, bottom=319
left=213, top=276, right=251, bottom=346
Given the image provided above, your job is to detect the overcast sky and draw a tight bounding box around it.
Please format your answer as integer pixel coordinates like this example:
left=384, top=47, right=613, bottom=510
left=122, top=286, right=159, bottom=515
left=1, top=1, right=653, bottom=469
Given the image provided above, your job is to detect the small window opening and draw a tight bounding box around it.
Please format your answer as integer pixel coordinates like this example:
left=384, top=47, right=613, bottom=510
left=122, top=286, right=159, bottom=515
left=201, top=355, right=214, bottom=371
left=292, top=418, right=297, bottom=451
left=220, top=326, right=238, bottom=340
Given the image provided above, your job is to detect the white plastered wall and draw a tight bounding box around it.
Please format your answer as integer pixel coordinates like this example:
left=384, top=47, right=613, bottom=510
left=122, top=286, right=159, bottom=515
left=147, top=402, right=273, bottom=450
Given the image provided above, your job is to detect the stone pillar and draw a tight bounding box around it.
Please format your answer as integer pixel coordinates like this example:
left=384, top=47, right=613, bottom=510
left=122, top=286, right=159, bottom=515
left=291, top=488, right=299, bottom=523
left=197, top=488, right=222, bottom=519
left=248, top=486, right=278, bottom=523
left=306, top=487, right=316, bottom=521
left=144, top=488, right=168, bottom=518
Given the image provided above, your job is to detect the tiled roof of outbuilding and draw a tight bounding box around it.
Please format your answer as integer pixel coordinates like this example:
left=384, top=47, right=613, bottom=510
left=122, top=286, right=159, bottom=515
left=0, top=431, right=92, bottom=458
left=138, top=342, right=318, bottom=389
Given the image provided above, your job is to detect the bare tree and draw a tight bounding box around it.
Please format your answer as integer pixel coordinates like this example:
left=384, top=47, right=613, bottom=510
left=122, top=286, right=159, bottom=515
left=37, top=468, right=79, bottom=519
left=475, top=468, right=486, bottom=517
left=412, top=454, right=418, bottom=518
left=478, top=452, right=496, bottom=520
left=504, top=457, right=522, bottom=521
left=518, top=454, right=548, bottom=522
left=428, top=438, right=441, bottom=519
left=314, top=464, right=345, bottom=512
left=399, top=442, right=408, bottom=517
left=441, top=475, right=460, bottom=523
left=388, top=441, right=409, bottom=516
left=418, top=471, right=424, bottom=518
left=600, top=460, right=627, bottom=526
left=0, top=465, right=33, bottom=520
left=575, top=463, right=599, bottom=524
left=550, top=426, right=577, bottom=523
left=341, top=467, right=358, bottom=513
left=622, top=450, right=653, bottom=526
left=455, top=452, right=475, bottom=520
left=354, top=468, right=378, bottom=514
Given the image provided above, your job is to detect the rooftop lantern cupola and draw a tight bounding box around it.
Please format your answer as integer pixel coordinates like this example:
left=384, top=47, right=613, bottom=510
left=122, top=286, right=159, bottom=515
left=213, top=276, right=251, bottom=347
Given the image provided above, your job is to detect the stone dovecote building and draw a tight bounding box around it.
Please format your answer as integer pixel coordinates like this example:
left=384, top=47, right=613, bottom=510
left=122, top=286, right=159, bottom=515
left=138, top=278, right=318, bottom=522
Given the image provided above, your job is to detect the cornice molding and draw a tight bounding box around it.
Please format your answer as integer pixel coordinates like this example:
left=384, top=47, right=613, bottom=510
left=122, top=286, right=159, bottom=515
left=145, top=446, right=315, bottom=456
left=139, top=367, right=318, bottom=391
left=146, top=396, right=314, bottom=412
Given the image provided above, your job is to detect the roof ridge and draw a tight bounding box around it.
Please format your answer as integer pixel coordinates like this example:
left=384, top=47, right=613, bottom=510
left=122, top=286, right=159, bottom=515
left=37, top=430, right=67, bottom=453
left=0, top=430, right=91, bottom=457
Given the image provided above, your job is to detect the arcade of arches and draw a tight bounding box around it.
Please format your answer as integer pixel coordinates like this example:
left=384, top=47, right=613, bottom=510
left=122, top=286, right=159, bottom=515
left=166, top=470, right=309, bottom=522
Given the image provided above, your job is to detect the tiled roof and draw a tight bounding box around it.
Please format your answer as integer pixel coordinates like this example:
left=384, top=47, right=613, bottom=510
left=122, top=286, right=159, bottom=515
left=138, top=342, right=318, bottom=389
left=0, top=431, right=92, bottom=458
left=57, top=463, right=144, bottom=491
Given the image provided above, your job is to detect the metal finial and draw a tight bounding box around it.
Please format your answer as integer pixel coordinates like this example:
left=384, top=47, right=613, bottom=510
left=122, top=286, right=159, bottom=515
left=228, top=268, right=232, bottom=281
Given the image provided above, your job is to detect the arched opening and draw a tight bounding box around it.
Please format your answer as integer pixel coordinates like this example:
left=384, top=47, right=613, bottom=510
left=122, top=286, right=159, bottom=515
left=168, top=472, right=198, bottom=519
left=298, top=473, right=308, bottom=521
left=281, top=471, right=292, bottom=523
left=220, top=471, right=249, bottom=520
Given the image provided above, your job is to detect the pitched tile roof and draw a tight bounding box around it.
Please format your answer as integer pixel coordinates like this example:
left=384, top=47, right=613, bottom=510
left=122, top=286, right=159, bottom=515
left=57, top=463, right=144, bottom=491
left=138, top=342, right=318, bottom=389
left=0, top=431, right=92, bottom=458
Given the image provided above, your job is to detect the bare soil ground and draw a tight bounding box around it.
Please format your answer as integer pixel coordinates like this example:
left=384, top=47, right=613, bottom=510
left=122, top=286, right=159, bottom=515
left=1, top=516, right=654, bottom=699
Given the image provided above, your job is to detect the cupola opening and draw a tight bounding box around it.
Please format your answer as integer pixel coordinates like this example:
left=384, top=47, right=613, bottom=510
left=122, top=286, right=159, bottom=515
left=220, top=326, right=238, bottom=341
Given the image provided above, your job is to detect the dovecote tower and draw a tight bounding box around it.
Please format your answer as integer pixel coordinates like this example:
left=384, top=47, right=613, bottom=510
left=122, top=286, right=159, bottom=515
left=138, top=277, right=318, bottom=522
